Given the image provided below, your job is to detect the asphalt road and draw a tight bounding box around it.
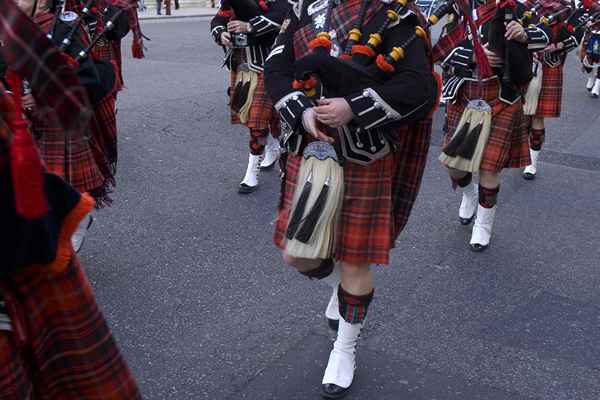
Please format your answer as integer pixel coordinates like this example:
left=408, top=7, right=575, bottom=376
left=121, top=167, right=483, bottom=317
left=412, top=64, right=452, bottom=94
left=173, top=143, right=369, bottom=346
left=80, top=17, right=600, bottom=400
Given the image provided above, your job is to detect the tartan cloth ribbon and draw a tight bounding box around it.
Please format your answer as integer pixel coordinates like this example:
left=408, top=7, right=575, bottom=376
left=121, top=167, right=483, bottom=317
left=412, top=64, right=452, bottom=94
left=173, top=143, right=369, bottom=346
left=455, top=0, right=493, bottom=78
left=0, top=0, right=92, bottom=138
left=432, top=0, right=499, bottom=76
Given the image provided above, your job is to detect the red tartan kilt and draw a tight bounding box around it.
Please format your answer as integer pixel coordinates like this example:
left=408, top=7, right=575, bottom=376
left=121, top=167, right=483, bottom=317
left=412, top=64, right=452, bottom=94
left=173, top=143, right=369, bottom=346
left=31, top=115, right=108, bottom=195
left=444, top=79, right=530, bottom=172
left=0, top=331, right=32, bottom=399
left=274, top=120, right=432, bottom=265
left=0, top=257, right=141, bottom=399
left=535, top=65, right=563, bottom=118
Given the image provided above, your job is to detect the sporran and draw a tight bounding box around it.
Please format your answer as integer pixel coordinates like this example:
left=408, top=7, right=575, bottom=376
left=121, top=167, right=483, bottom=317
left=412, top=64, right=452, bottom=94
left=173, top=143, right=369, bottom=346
left=284, top=141, right=344, bottom=260
left=523, top=60, right=543, bottom=116
left=439, top=99, right=492, bottom=173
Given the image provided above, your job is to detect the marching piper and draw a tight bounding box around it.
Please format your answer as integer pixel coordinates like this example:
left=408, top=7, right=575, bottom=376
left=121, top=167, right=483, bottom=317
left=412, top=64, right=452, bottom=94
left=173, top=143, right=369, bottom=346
left=210, top=0, right=288, bottom=194
left=265, top=0, right=439, bottom=396
left=0, top=5, right=141, bottom=394
left=14, top=0, right=135, bottom=251
left=521, top=0, right=580, bottom=180
left=569, top=0, right=600, bottom=96
left=434, top=0, right=550, bottom=251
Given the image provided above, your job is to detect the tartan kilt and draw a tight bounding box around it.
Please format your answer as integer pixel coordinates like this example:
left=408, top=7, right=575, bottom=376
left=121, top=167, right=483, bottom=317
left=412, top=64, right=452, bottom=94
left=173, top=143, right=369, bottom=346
left=0, top=257, right=141, bottom=400
left=0, top=331, right=32, bottom=399
left=229, top=51, right=275, bottom=130
left=274, top=119, right=432, bottom=266
left=91, top=93, right=119, bottom=175
left=444, top=79, right=530, bottom=172
left=31, top=113, right=109, bottom=199
left=535, top=65, right=563, bottom=118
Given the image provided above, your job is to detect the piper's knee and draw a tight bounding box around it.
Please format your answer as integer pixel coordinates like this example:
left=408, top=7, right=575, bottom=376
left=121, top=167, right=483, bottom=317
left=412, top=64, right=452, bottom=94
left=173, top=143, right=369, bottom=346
left=340, top=262, right=370, bottom=278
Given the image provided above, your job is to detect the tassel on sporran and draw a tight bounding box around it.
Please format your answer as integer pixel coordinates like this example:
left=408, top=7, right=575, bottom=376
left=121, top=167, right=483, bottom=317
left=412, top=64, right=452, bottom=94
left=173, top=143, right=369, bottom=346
left=231, top=65, right=258, bottom=123
left=439, top=99, right=492, bottom=173
left=523, top=60, right=543, bottom=116
left=284, top=141, right=344, bottom=260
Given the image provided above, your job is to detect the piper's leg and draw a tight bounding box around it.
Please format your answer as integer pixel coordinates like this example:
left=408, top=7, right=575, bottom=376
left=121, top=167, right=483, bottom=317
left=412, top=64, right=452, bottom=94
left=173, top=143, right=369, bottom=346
left=283, top=255, right=342, bottom=331
left=592, top=68, right=600, bottom=98
left=239, top=129, right=267, bottom=194
left=71, top=212, right=94, bottom=253
left=470, top=171, right=499, bottom=253
left=449, top=169, right=478, bottom=225
left=322, top=262, right=373, bottom=399
left=524, top=117, right=544, bottom=180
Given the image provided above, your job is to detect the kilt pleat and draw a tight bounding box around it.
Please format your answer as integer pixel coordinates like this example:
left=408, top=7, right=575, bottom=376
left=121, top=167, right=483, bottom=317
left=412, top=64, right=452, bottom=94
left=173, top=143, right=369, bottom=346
left=274, top=120, right=432, bottom=265
left=0, top=257, right=141, bottom=400
left=91, top=93, right=119, bottom=175
left=535, top=65, right=563, bottom=118
left=444, top=79, right=530, bottom=172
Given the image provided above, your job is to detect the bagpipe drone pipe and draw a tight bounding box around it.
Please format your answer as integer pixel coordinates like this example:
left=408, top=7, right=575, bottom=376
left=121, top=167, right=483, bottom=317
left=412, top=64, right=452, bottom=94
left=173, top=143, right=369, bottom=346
left=45, top=0, right=129, bottom=105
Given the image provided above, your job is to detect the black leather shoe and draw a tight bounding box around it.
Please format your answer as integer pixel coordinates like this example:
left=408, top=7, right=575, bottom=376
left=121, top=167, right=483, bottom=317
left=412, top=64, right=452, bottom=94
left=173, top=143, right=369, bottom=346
left=322, top=383, right=351, bottom=399
left=470, top=243, right=489, bottom=252
left=238, top=183, right=258, bottom=194
left=327, top=318, right=339, bottom=332
left=459, top=215, right=475, bottom=225
left=523, top=172, right=535, bottom=181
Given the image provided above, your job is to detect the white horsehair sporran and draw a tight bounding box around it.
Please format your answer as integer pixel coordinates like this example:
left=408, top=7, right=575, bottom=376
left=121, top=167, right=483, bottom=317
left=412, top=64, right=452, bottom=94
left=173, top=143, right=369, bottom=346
left=523, top=60, right=543, bottom=116
left=231, top=63, right=258, bottom=124
left=284, top=141, right=344, bottom=260
left=439, top=99, right=492, bottom=173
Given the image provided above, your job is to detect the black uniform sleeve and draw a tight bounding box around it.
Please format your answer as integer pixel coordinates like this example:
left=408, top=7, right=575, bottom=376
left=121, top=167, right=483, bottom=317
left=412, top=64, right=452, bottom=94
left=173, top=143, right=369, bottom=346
left=210, top=8, right=232, bottom=44
left=249, top=0, right=288, bottom=37
left=265, top=12, right=314, bottom=133
left=344, top=22, right=435, bottom=130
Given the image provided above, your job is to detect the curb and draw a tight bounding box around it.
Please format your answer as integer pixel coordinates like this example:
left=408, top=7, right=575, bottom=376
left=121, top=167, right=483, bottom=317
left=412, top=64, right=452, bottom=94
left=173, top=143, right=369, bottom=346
left=140, top=13, right=215, bottom=20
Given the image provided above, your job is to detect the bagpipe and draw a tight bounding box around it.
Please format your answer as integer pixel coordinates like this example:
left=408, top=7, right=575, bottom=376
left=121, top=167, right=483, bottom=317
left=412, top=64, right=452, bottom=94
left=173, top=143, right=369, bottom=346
left=283, top=0, right=446, bottom=260
left=44, top=0, right=129, bottom=104
left=291, top=0, right=448, bottom=101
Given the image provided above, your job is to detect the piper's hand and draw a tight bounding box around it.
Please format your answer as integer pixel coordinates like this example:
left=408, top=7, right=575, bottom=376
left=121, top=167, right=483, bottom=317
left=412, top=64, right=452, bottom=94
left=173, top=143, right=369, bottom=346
left=227, top=20, right=251, bottom=33
left=484, top=45, right=503, bottom=68
left=302, top=108, right=334, bottom=143
left=544, top=43, right=557, bottom=53
left=220, top=31, right=232, bottom=47
left=314, top=98, right=354, bottom=128
left=505, top=21, right=527, bottom=43
left=22, top=94, right=36, bottom=112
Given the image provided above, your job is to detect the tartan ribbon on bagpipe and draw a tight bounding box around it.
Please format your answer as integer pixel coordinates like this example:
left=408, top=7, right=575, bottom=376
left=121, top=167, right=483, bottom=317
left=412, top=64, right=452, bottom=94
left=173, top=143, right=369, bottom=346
left=432, top=0, right=496, bottom=77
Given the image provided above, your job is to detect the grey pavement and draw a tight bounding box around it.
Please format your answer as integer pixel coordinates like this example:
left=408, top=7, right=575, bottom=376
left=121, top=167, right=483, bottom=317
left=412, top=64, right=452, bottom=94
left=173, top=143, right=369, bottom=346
left=82, top=18, right=600, bottom=400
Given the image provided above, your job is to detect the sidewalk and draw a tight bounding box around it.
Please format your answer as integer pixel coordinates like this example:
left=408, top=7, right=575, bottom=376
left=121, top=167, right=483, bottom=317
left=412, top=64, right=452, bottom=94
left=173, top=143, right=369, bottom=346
left=139, top=6, right=217, bottom=20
